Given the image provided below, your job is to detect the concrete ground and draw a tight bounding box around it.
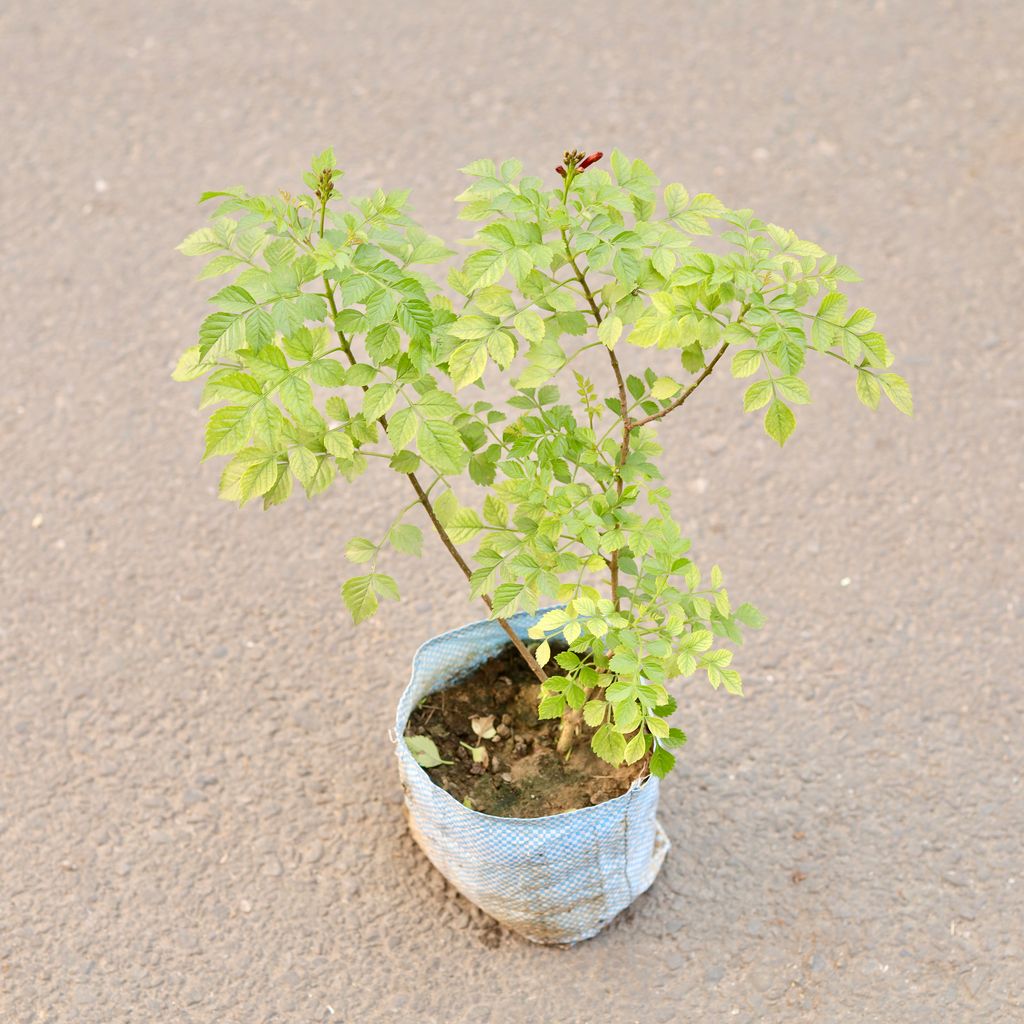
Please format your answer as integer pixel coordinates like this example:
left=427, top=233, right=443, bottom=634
left=2, top=1, right=1022, bottom=1021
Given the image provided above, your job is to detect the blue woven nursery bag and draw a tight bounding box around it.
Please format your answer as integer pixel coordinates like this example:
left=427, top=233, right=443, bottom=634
left=394, top=609, right=670, bottom=944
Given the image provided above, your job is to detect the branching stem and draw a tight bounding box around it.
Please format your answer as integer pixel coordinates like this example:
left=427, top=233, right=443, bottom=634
left=322, top=268, right=549, bottom=688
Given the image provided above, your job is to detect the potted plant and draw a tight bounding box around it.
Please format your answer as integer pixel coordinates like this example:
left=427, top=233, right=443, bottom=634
left=173, top=147, right=911, bottom=943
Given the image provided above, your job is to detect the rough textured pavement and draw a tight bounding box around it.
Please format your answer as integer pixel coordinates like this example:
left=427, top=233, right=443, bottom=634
left=2, top=2, right=1022, bottom=1021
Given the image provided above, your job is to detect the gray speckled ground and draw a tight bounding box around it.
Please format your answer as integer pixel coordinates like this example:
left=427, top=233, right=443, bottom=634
left=2, top=1, right=1022, bottom=1021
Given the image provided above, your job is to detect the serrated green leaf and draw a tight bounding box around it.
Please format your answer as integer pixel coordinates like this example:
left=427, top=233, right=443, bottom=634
left=483, top=494, right=508, bottom=527
left=649, top=745, right=676, bottom=778
left=345, top=538, right=377, bottom=564
left=591, top=724, right=626, bottom=766
left=490, top=582, right=523, bottom=616
left=288, top=445, right=319, bottom=486
left=598, top=315, right=623, bottom=349
left=730, top=349, right=761, bottom=379
left=446, top=507, right=483, bottom=543
left=388, top=523, right=423, bottom=556
left=172, top=345, right=207, bottom=382
left=538, top=693, right=565, bottom=719
left=486, top=329, right=516, bottom=369
left=743, top=379, right=773, bottom=412
left=514, top=309, right=545, bottom=344
left=449, top=339, right=488, bottom=389
left=203, top=405, right=251, bottom=459
left=362, top=382, right=396, bottom=421
left=774, top=375, right=810, bottom=404
left=323, top=430, right=354, bottom=459
left=341, top=574, right=378, bottom=623
left=879, top=373, right=913, bottom=415
left=418, top=420, right=466, bottom=474
left=734, top=603, right=765, bottom=628
left=856, top=370, right=881, bottom=409
left=651, top=377, right=680, bottom=400
left=623, top=731, right=647, bottom=765
left=764, top=399, right=796, bottom=446
left=389, top=450, right=421, bottom=473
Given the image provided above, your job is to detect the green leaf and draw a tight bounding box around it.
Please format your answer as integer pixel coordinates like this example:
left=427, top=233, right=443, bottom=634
left=475, top=286, right=516, bottom=318
left=730, top=349, right=761, bottom=379
left=262, top=465, right=292, bottom=509
left=583, top=700, right=606, bottom=728
left=464, top=249, right=508, bottom=289
left=198, top=312, right=246, bottom=359
left=344, top=363, right=377, bottom=387
left=774, top=375, right=810, bottom=405
left=341, top=574, right=378, bottom=623
left=734, top=603, right=765, bottom=628
left=239, top=452, right=281, bottom=501
left=598, top=315, right=623, bottom=349
left=386, top=406, right=418, bottom=450
left=486, top=329, right=516, bottom=369
left=418, top=420, right=467, bottom=474
left=538, top=693, right=565, bottom=719
left=323, top=430, right=354, bottom=458
left=449, top=339, right=488, bottom=389
left=649, top=745, right=676, bottom=778
left=173, top=345, right=209, bottom=382
left=535, top=640, right=551, bottom=667
left=483, top=494, right=508, bottom=527
left=879, top=373, right=913, bottom=415
left=203, top=405, right=251, bottom=459
left=345, top=538, right=378, bottom=564
left=623, top=731, right=647, bottom=765
left=678, top=629, right=713, bottom=652
left=405, top=735, right=452, bottom=768
left=363, top=382, right=397, bottom=421
left=651, top=377, right=680, bottom=400
left=646, top=715, right=669, bottom=739
left=490, top=582, right=523, bottom=616
left=743, top=380, right=773, bottom=412
left=177, top=227, right=223, bottom=256
left=288, top=445, right=319, bottom=486
left=764, top=399, right=796, bottom=446
left=449, top=315, right=497, bottom=340
left=397, top=298, right=433, bottom=342
left=388, top=523, right=423, bottom=556
left=341, top=573, right=399, bottom=624
left=591, top=724, right=627, bottom=766
left=389, top=450, right=421, bottom=473
left=446, top=507, right=483, bottom=543
left=662, top=727, right=687, bottom=750
left=856, top=370, right=881, bottom=409
left=514, top=309, right=545, bottom=344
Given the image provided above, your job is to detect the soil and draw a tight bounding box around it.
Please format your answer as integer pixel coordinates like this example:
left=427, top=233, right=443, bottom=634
left=404, top=643, right=644, bottom=817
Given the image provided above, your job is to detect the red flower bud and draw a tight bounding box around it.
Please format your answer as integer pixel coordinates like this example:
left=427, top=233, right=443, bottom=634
left=579, top=151, right=604, bottom=170
left=555, top=165, right=566, bottom=177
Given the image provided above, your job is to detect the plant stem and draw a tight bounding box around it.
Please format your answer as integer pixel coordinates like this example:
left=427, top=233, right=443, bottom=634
left=321, top=276, right=549, bottom=688
left=629, top=340, right=730, bottom=430
left=403, top=472, right=549, bottom=683
left=556, top=705, right=585, bottom=755
left=558, top=183, right=629, bottom=613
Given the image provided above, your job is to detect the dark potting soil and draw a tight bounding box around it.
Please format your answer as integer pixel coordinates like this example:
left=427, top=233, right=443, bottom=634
left=404, top=643, right=644, bottom=818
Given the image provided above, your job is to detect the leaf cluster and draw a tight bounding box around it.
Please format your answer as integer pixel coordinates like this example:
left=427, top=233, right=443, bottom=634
left=175, top=147, right=910, bottom=776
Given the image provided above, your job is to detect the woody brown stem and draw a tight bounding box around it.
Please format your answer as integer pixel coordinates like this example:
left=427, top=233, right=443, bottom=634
left=629, top=340, right=730, bottom=430
left=325, top=284, right=548, bottom=688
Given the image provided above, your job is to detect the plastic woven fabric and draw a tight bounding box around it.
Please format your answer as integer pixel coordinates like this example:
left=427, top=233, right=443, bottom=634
left=394, top=609, right=670, bottom=945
